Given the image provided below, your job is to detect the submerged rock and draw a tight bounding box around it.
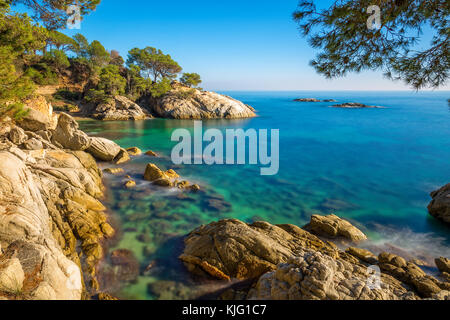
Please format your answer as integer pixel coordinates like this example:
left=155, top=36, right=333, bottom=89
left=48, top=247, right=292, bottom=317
left=307, top=214, right=367, bottom=243
left=428, top=184, right=450, bottom=224
left=148, top=82, right=256, bottom=119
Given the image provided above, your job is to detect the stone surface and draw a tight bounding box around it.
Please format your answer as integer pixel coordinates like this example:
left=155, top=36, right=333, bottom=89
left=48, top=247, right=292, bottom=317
left=87, top=137, right=121, bottom=162
left=435, top=257, right=450, bottom=274
left=247, top=249, right=416, bottom=300
left=88, top=95, right=149, bottom=121
left=51, top=113, right=91, bottom=151
left=8, top=127, right=27, bottom=145
left=149, top=84, right=256, bottom=119
left=307, top=214, right=367, bottom=242
left=17, top=96, right=57, bottom=132
left=126, top=147, right=142, bottom=156
left=179, top=219, right=337, bottom=281
left=428, top=184, right=450, bottom=224
left=113, top=148, right=130, bottom=164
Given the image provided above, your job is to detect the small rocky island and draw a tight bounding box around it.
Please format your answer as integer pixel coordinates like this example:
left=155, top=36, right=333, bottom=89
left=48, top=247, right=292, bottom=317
left=294, top=98, right=337, bottom=102
left=330, top=102, right=384, bottom=109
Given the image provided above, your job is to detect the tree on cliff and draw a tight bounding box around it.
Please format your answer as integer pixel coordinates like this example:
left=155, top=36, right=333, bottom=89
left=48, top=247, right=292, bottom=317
left=10, top=0, right=101, bottom=30
left=127, top=47, right=182, bottom=82
left=98, top=65, right=126, bottom=96
left=293, top=0, right=449, bottom=89
left=87, top=40, right=110, bottom=68
left=180, top=73, right=202, bottom=88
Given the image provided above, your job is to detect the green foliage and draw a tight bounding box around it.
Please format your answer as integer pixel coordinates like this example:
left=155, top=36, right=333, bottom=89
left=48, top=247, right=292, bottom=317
left=180, top=72, right=202, bottom=88
left=174, top=88, right=196, bottom=100
left=24, top=64, right=58, bottom=85
left=88, top=40, right=110, bottom=68
left=10, top=0, right=101, bottom=30
left=47, top=30, right=77, bottom=52
left=127, top=47, right=182, bottom=82
left=110, top=50, right=125, bottom=66
left=0, top=3, right=35, bottom=121
left=125, top=65, right=151, bottom=99
left=73, top=33, right=89, bottom=58
left=43, top=49, right=70, bottom=71
left=53, top=89, right=81, bottom=102
left=84, top=89, right=112, bottom=105
left=98, top=65, right=126, bottom=96
left=149, top=77, right=172, bottom=98
left=293, top=0, right=449, bottom=89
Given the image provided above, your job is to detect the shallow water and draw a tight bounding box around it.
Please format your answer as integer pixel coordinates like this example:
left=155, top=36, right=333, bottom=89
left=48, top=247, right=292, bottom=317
left=79, top=91, right=450, bottom=300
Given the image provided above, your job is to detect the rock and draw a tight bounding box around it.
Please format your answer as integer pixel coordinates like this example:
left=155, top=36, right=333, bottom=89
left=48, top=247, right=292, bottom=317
left=323, top=99, right=337, bottom=102
left=346, top=247, right=378, bottom=264
left=109, top=249, right=139, bottom=283
left=144, top=163, right=167, bottom=182
left=293, top=98, right=322, bottom=102
left=143, top=163, right=181, bottom=188
left=0, top=152, right=84, bottom=299
left=307, top=214, right=367, bottom=242
left=51, top=113, right=91, bottom=151
left=124, top=180, right=136, bottom=189
left=189, top=184, right=201, bottom=192
left=88, top=95, right=149, bottom=121
left=148, top=83, right=256, bottom=119
left=145, top=150, right=158, bottom=157
left=179, top=219, right=338, bottom=281
left=8, top=127, right=27, bottom=145
left=428, top=184, right=450, bottom=224
left=247, top=248, right=417, bottom=300
left=17, top=96, right=57, bottom=131
left=103, top=168, right=124, bottom=175
left=126, top=147, right=142, bottom=156
left=22, top=138, right=43, bottom=150
left=435, top=257, right=450, bottom=274
left=87, top=137, right=121, bottom=162
left=113, top=148, right=130, bottom=164
left=378, top=252, right=448, bottom=298
left=330, top=103, right=383, bottom=109
left=0, top=257, right=25, bottom=294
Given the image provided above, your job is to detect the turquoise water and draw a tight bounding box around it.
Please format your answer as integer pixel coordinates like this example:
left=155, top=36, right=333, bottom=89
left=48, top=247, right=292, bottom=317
left=79, top=91, right=450, bottom=299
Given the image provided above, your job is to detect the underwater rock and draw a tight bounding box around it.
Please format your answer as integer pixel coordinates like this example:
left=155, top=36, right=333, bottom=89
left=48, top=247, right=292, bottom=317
left=109, top=249, right=140, bottom=283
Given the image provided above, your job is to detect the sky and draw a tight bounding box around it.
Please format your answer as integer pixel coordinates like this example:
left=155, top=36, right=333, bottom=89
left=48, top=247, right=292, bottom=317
left=53, top=0, right=449, bottom=91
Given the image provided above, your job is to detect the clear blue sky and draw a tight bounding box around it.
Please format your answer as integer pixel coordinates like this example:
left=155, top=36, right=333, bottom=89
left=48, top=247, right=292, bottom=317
left=56, top=0, right=448, bottom=91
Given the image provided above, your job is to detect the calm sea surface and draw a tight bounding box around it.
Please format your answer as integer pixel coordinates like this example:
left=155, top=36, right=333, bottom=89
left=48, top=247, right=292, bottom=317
left=79, top=91, right=450, bottom=299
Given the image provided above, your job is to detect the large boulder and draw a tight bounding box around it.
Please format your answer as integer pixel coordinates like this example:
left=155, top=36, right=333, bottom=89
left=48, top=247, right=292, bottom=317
left=88, top=96, right=148, bottom=121
left=17, top=96, right=58, bottom=132
left=51, top=113, right=91, bottom=151
left=86, top=137, right=121, bottom=162
left=179, top=219, right=337, bottom=281
left=149, top=83, right=256, bottom=119
left=307, top=214, right=367, bottom=242
left=428, top=184, right=450, bottom=224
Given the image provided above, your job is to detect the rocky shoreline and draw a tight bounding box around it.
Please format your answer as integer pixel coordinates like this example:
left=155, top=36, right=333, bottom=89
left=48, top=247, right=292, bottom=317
left=0, top=95, right=448, bottom=300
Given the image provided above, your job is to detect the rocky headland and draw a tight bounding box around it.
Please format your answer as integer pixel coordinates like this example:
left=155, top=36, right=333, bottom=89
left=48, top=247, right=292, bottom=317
left=428, top=184, right=450, bottom=224
left=141, top=82, right=256, bottom=120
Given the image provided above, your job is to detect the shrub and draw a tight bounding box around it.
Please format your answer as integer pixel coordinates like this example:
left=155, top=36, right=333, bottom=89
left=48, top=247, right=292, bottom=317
left=83, top=89, right=112, bottom=105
